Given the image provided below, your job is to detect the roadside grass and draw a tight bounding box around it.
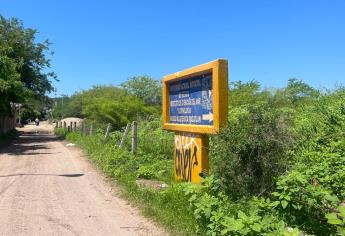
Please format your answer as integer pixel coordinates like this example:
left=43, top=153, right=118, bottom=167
left=55, top=128, right=199, bottom=235
left=0, top=129, right=17, bottom=149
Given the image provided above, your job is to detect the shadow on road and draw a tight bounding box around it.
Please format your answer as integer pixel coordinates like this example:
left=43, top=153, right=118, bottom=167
left=0, top=130, right=64, bottom=156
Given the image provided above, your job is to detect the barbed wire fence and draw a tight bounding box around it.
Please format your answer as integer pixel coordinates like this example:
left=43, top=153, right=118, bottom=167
left=56, top=119, right=139, bottom=154
left=55, top=117, right=174, bottom=161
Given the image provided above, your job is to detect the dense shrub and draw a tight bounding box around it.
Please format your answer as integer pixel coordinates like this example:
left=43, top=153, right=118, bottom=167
left=266, top=88, right=345, bottom=235
left=137, top=118, right=174, bottom=159
left=210, top=79, right=320, bottom=199
left=183, top=176, right=301, bottom=235
left=211, top=100, right=295, bottom=198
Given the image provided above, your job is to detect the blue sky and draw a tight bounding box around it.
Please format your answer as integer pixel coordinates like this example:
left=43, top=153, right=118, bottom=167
left=1, top=0, right=344, bottom=95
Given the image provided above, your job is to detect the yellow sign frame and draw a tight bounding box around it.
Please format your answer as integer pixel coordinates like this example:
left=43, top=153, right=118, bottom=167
left=162, top=59, right=228, bottom=134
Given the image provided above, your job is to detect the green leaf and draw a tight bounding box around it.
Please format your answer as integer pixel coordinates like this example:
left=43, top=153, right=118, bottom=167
left=251, top=223, right=262, bottom=232
left=338, top=228, right=345, bottom=236
left=326, top=213, right=342, bottom=225
left=238, top=211, right=247, bottom=220
left=324, top=194, right=339, bottom=203
left=231, top=220, right=244, bottom=231
left=338, top=206, right=345, bottom=219
left=271, top=201, right=280, bottom=207
left=221, top=229, right=229, bottom=235
left=281, top=200, right=288, bottom=209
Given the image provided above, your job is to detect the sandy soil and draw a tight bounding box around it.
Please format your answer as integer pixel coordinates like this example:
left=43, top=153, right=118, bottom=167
left=0, top=122, right=166, bottom=236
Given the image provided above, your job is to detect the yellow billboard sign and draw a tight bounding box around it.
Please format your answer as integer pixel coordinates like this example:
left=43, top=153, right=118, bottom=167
left=162, top=59, right=228, bottom=134
left=162, top=59, right=228, bottom=183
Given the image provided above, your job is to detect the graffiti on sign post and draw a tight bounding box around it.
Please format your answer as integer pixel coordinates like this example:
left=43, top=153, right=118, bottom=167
left=174, top=133, right=199, bottom=182
left=174, top=132, right=208, bottom=183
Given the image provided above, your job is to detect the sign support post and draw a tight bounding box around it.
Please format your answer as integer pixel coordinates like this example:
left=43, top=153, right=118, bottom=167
left=162, top=59, right=228, bottom=183
left=174, top=132, right=209, bottom=183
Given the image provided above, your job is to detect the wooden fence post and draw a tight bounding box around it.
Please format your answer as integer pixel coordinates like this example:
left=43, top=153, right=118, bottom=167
left=74, top=122, right=77, bottom=131
left=131, top=121, right=137, bottom=154
left=119, top=123, right=131, bottom=148
left=104, top=123, right=112, bottom=140
left=89, top=124, right=93, bottom=136
left=63, top=121, right=66, bottom=130
left=81, top=121, right=84, bottom=135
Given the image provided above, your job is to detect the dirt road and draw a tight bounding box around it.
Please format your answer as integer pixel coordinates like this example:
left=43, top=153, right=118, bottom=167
left=0, top=123, right=166, bottom=236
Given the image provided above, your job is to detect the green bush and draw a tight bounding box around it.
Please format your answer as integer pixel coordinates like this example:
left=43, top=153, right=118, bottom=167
left=54, top=127, right=68, bottom=138
left=210, top=102, right=295, bottom=198
left=183, top=176, right=300, bottom=235
left=137, top=118, right=174, bottom=159
left=265, top=88, right=345, bottom=235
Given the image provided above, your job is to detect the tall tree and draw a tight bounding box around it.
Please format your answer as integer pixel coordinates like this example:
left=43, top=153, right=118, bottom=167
left=285, top=78, right=320, bottom=105
left=120, top=75, right=161, bottom=105
left=0, top=15, right=56, bottom=117
left=79, top=85, right=158, bottom=129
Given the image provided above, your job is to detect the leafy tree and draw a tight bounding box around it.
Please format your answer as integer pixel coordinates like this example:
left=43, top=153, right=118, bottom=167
left=21, top=96, right=53, bottom=121
left=285, top=78, right=320, bottom=105
left=52, top=95, right=83, bottom=119
left=0, top=46, right=21, bottom=114
left=229, top=80, right=270, bottom=108
left=81, top=85, right=158, bottom=129
left=54, top=85, right=159, bottom=129
left=0, top=15, right=56, bottom=117
left=120, top=75, right=161, bottom=105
